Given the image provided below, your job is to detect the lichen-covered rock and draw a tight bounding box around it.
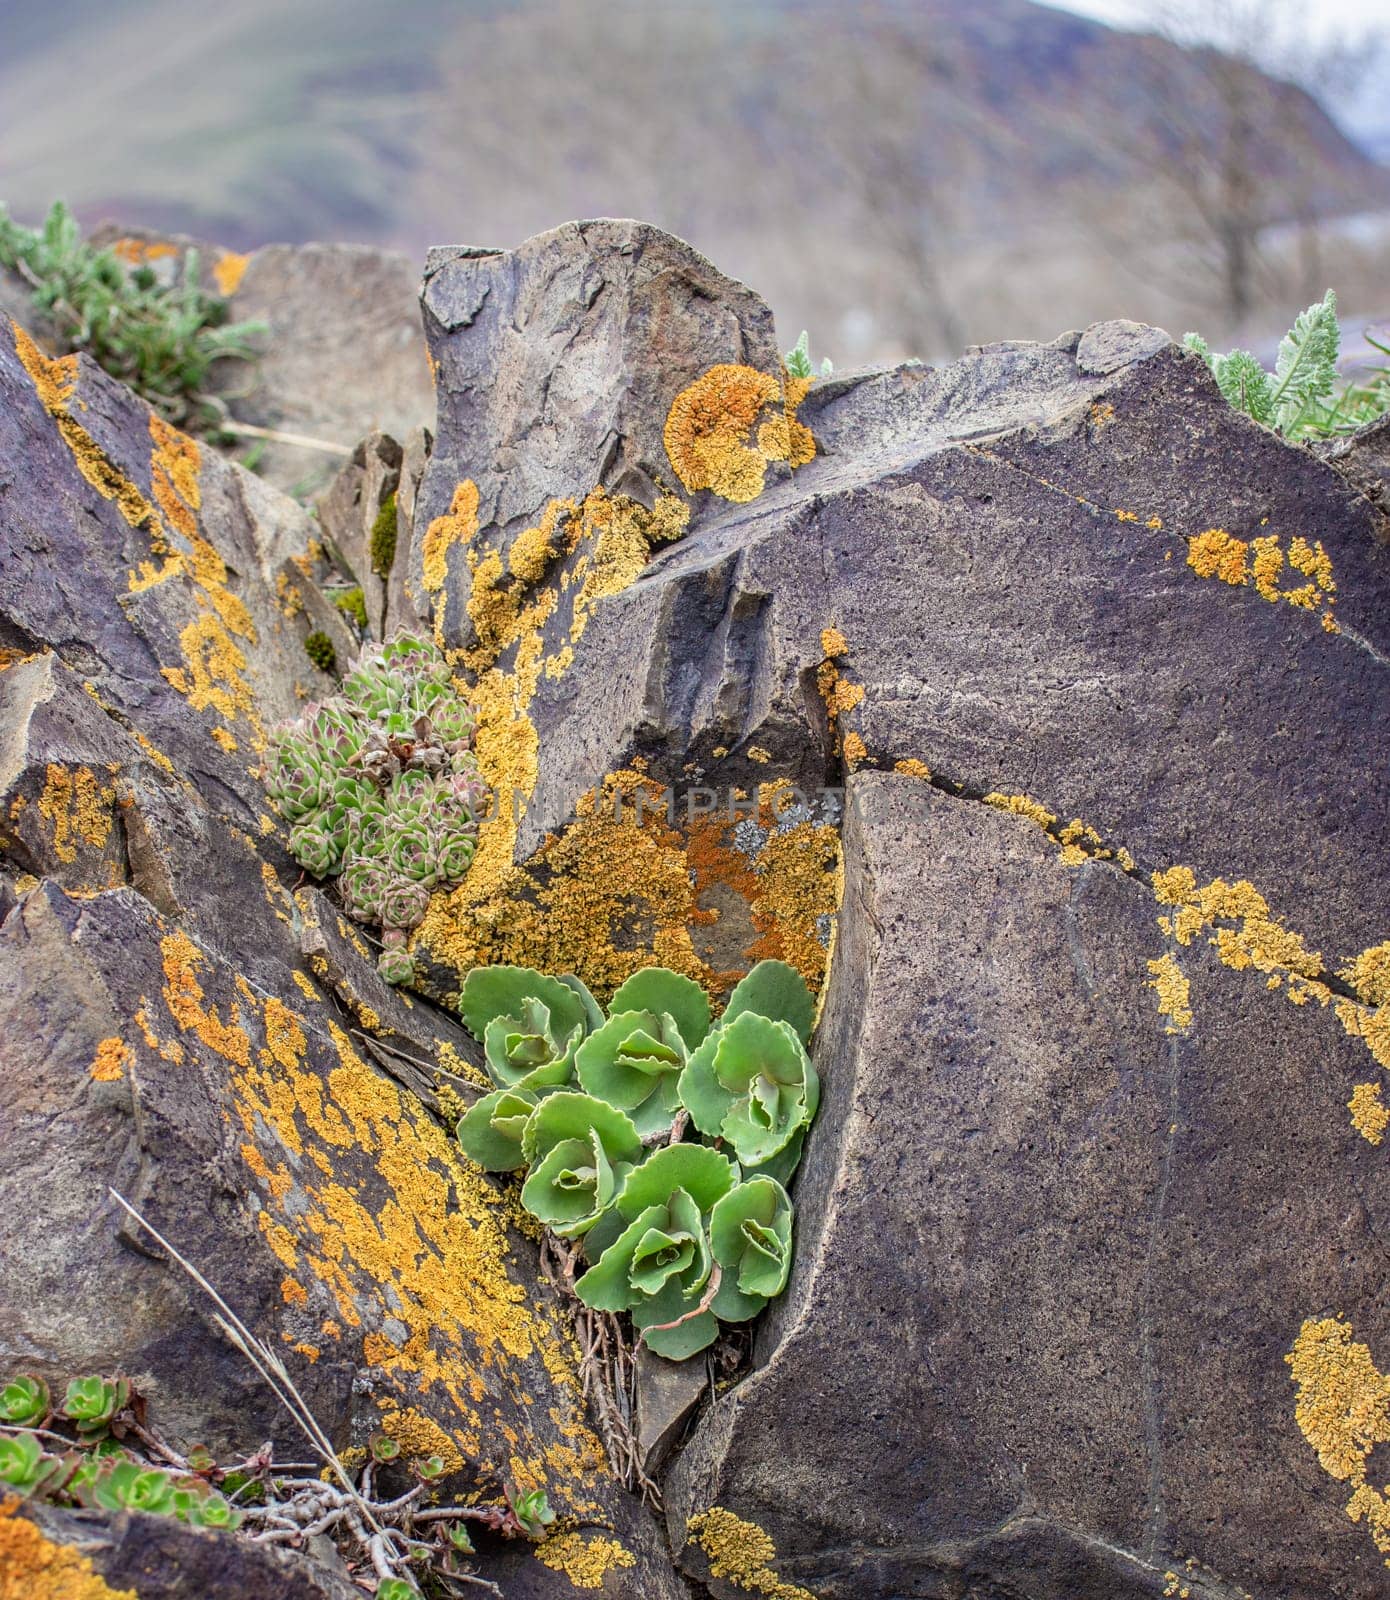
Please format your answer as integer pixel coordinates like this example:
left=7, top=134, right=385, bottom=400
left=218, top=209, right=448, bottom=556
left=0, top=313, right=686, bottom=1598
left=401, top=222, right=1389, bottom=1600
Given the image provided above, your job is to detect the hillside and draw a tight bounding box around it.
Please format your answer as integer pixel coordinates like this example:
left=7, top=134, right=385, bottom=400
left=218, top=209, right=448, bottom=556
left=1, top=0, right=1384, bottom=359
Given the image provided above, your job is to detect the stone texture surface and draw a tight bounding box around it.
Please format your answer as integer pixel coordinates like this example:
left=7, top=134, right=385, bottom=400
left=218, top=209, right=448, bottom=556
left=4, top=212, right=1390, bottom=1600
left=400, top=224, right=1390, bottom=1600
left=0, top=314, right=686, bottom=1598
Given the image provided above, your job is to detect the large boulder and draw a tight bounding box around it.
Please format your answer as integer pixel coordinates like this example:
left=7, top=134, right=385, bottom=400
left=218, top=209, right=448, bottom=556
left=399, top=223, right=1390, bottom=1600
left=0, top=313, right=685, bottom=1598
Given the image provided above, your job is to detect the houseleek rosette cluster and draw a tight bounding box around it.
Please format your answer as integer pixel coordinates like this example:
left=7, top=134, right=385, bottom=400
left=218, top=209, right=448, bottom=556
left=262, top=634, right=488, bottom=986
left=453, top=958, right=818, bottom=1359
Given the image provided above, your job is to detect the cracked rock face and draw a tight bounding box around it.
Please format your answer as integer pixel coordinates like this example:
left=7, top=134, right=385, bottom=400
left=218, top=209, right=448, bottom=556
left=406, top=223, right=1390, bottom=1599
left=2, top=213, right=1389, bottom=1600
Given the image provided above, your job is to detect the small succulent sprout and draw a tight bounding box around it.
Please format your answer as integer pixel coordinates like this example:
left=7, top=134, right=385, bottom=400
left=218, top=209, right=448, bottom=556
left=0, top=1432, right=64, bottom=1495
left=62, top=1375, right=130, bottom=1437
left=187, top=1488, right=241, bottom=1529
left=455, top=1087, right=538, bottom=1172
left=287, top=816, right=342, bottom=878
left=375, top=1580, right=418, bottom=1600
left=379, top=875, right=431, bottom=932
left=340, top=852, right=389, bottom=923
left=0, top=1374, right=50, bottom=1426
left=416, top=1455, right=447, bottom=1482
left=574, top=1143, right=738, bottom=1359
left=575, top=1010, right=689, bottom=1136
left=93, top=1459, right=177, bottom=1515
left=184, top=1443, right=215, bottom=1475
left=376, top=944, right=417, bottom=987
left=721, top=958, right=815, bottom=1044
left=435, top=828, right=476, bottom=883
left=709, top=1177, right=794, bottom=1322
left=679, top=1012, right=819, bottom=1168
left=447, top=1521, right=476, bottom=1553
left=370, top=1430, right=402, bottom=1463
left=508, top=1485, right=555, bottom=1538
left=519, top=1092, right=643, bottom=1238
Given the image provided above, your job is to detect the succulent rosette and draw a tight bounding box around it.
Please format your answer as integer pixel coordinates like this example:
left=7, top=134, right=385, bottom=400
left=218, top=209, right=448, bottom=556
left=286, top=817, right=341, bottom=877
left=459, top=965, right=597, bottom=1094
left=573, top=968, right=710, bottom=1136
left=455, top=1087, right=538, bottom=1172
left=708, top=1176, right=794, bottom=1322
left=379, top=875, right=431, bottom=931
left=382, top=805, right=438, bottom=886
left=518, top=1092, right=644, bottom=1238
left=574, top=1143, right=739, bottom=1359
left=376, top=945, right=417, bottom=987
left=338, top=852, right=389, bottom=923
left=436, top=829, right=477, bottom=882
left=678, top=1011, right=819, bottom=1167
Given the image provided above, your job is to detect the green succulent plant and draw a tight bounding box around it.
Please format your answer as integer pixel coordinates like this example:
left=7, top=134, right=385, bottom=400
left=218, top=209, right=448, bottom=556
left=62, top=1374, right=130, bottom=1437
left=262, top=634, right=488, bottom=983
left=520, top=1092, right=644, bottom=1238
left=575, top=1143, right=739, bottom=1359
left=708, top=1176, right=794, bottom=1322
left=455, top=1087, right=538, bottom=1172
left=91, top=1458, right=178, bottom=1516
left=0, top=1433, right=66, bottom=1496
left=376, top=1581, right=419, bottom=1600
left=508, top=1485, right=555, bottom=1538
left=0, top=1374, right=50, bottom=1426
left=459, top=965, right=596, bottom=1094
left=679, top=1011, right=819, bottom=1168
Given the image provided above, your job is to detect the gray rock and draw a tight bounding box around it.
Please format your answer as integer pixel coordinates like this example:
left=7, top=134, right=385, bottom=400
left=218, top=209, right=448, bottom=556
left=408, top=222, right=1390, bottom=1600
left=635, top=1347, right=709, bottom=1476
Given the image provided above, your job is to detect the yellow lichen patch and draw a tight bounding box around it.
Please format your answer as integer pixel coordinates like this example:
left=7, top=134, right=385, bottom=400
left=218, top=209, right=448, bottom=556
left=819, top=627, right=848, bottom=659
left=213, top=251, right=250, bottom=296
left=12, top=324, right=159, bottom=532
left=89, top=1036, right=132, bottom=1082
left=423, top=479, right=479, bottom=595
left=984, top=792, right=1058, bottom=831
left=894, top=758, right=931, bottom=779
left=155, top=926, right=613, bottom=1512
left=757, top=374, right=816, bottom=470
left=665, top=364, right=781, bottom=502
left=1343, top=942, right=1390, bottom=1008
left=534, top=1529, right=637, bottom=1589
left=0, top=1497, right=138, bottom=1600
left=161, top=613, right=255, bottom=727
left=1146, top=953, right=1192, bottom=1034
left=1089, top=401, right=1115, bottom=431
left=686, top=1508, right=817, bottom=1600
left=1185, top=526, right=1337, bottom=630
left=842, top=731, right=867, bottom=770
left=149, top=415, right=201, bottom=538
left=1349, top=1083, right=1389, bottom=1145
left=36, top=764, right=116, bottom=865
left=378, top=1403, right=466, bottom=1475
left=1287, top=1316, right=1390, bottom=1564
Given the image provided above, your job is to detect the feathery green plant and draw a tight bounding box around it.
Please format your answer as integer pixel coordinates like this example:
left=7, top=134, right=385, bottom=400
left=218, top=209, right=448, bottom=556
left=785, top=329, right=833, bottom=380
left=454, top=958, right=819, bottom=1360
left=1184, top=290, right=1388, bottom=440
left=0, top=201, right=265, bottom=430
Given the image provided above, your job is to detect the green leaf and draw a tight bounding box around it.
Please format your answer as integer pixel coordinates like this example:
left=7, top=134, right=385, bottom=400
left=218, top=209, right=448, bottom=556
left=722, top=960, right=815, bottom=1043
left=482, top=999, right=580, bottom=1094
left=555, top=972, right=605, bottom=1033
left=615, top=1142, right=739, bottom=1220
left=608, top=968, right=711, bottom=1047
left=631, top=1280, right=721, bottom=1360
left=576, top=1010, right=687, bottom=1133
left=709, top=1177, right=793, bottom=1321
left=676, top=1030, right=735, bottom=1137
left=520, top=1090, right=643, bottom=1168
left=740, top=1125, right=806, bottom=1188
left=455, top=1088, right=537, bottom=1171
left=684, top=1013, right=817, bottom=1167
left=1212, top=350, right=1275, bottom=426
left=574, top=1203, right=667, bottom=1310
left=1272, top=288, right=1340, bottom=434
left=458, top=965, right=590, bottom=1043
left=1182, top=331, right=1214, bottom=370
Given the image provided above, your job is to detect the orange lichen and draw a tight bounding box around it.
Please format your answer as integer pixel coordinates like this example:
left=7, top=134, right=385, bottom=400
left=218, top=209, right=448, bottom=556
left=378, top=1404, right=466, bottom=1475
left=893, top=758, right=931, bottom=779
left=161, top=614, right=255, bottom=727
left=534, top=1530, right=637, bottom=1589
left=36, top=764, right=115, bottom=864
left=0, top=1498, right=138, bottom=1600
left=1343, top=942, right=1390, bottom=1008
left=984, top=792, right=1058, bottom=831
left=12, top=324, right=158, bottom=532
left=664, top=364, right=781, bottom=501
left=842, top=731, right=866, bottom=770
left=89, top=1036, right=132, bottom=1082
left=423, top=479, right=479, bottom=595
left=686, top=1508, right=817, bottom=1600
left=1185, top=526, right=1336, bottom=630
left=1349, top=1083, right=1388, bottom=1146
left=160, top=929, right=252, bottom=1067
left=819, top=628, right=848, bottom=659
left=1288, top=1317, right=1390, bottom=1564
left=1146, top=953, right=1192, bottom=1034
left=213, top=251, right=250, bottom=296
left=757, top=374, right=816, bottom=469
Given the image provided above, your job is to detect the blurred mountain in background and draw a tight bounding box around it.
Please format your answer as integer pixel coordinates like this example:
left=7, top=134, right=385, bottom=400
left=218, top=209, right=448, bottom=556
left=2, top=0, right=1385, bottom=362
